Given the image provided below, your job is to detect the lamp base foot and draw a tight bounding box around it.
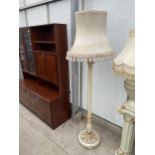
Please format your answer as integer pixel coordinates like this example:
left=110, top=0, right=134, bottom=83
left=115, top=148, right=133, bottom=155
left=78, top=129, right=100, bottom=149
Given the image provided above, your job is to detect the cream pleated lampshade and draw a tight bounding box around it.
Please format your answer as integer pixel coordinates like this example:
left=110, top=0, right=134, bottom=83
left=66, top=10, right=114, bottom=62
left=113, top=30, right=135, bottom=80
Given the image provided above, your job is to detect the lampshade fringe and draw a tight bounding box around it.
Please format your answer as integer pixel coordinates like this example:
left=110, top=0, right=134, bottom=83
left=66, top=55, right=114, bottom=63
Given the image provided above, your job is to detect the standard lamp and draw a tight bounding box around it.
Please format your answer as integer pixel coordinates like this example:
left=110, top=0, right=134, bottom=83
left=66, top=10, right=114, bottom=149
left=113, top=30, right=135, bottom=155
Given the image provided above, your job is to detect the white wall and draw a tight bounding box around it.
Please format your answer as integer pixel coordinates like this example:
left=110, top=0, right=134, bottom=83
left=82, top=0, right=135, bottom=126
left=27, top=5, right=48, bottom=26
left=19, top=11, right=26, bottom=27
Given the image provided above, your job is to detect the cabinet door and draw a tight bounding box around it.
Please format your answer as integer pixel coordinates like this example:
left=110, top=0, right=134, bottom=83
left=35, top=53, right=46, bottom=79
left=45, top=54, right=58, bottom=85
left=19, top=29, right=29, bottom=71
left=23, top=28, right=36, bottom=74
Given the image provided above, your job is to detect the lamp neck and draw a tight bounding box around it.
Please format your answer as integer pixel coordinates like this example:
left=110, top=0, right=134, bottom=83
left=124, top=79, right=135, bottom=101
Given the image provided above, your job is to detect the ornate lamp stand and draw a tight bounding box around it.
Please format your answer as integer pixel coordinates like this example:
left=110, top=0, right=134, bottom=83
left=78, top=62, right=100, bottom=148
left=66, top=10, right=114, bottom=149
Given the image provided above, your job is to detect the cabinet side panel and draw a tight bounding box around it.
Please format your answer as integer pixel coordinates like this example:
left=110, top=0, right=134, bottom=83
left=54, top=25, right=69, bottom=96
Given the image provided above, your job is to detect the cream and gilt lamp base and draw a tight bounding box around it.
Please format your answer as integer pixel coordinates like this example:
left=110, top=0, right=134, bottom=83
left=78, top=129, right=100, bottom=149
left=115, top=148, right=133, bottom=155
left=77, top=62, right=100, bottom=149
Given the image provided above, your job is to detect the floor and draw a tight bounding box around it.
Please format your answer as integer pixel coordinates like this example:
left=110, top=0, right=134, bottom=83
left=19, top=104, right=121, bottom=155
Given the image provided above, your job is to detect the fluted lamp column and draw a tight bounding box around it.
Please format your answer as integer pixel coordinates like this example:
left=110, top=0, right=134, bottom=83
left=66, top=10, right=114, bottom=149
left=113, top=30, right=135, bottom=155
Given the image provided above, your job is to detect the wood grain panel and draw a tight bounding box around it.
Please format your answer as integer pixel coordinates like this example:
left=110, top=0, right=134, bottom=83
left=45, top=53, right=58, bottom=85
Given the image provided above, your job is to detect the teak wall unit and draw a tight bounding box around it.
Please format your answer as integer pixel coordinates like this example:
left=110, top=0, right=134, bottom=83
left=19, top=24, right=71, bottom=129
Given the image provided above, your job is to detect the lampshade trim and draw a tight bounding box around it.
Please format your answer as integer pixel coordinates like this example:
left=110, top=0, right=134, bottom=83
left=75, top=10, right=107, bottom=15
left=112, top=63, right=135, bottom=80
left=66, top=54, right=114, bottom=63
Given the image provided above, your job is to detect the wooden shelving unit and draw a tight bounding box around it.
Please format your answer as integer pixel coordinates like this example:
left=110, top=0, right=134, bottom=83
left=33, top=41, right=56, bottom=44
left=19, top=24, right=71, bottom=129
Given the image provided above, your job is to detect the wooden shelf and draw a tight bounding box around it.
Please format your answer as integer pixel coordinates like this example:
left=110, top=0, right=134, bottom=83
left=35, top=50, right=56, bottom=55
left=23, top=70, right=36, bottom=76
left=23, top=69, right=29, bottom=73
left=33, top=41, right=56, bottom=44
left=20, top=79, right=59, bottom=102
left=37, top=75, right=58, bottom=86
left=33, top=42, right=56, bottom=52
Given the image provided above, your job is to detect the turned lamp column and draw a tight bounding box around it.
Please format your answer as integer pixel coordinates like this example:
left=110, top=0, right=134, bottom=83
left=113, top=30, right=135, bottom=155
left=78, top=62, right=100, bottom=148
left=86, top=62, right=93, bottom=133
left=66, top=10, right=114, bottom=149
